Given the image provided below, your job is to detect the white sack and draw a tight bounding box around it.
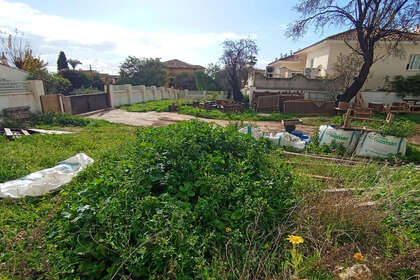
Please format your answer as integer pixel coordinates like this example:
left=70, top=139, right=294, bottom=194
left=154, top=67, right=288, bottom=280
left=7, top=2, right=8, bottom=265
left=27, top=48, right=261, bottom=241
left=355, top=132, right=407, bottom=158
left=239, top=126, right=263, bottom=139
left=0, top=153, right=94, bottom=199
left=265, top=132, right=306, bottom=150
left=318, top=125, right=360, bottom=152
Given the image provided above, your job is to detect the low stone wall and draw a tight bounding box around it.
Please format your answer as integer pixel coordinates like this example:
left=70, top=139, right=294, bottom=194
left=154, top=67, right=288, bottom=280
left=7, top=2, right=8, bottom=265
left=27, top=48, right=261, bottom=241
left=250, top=72, right=330, bottom=91
left=283, top=100, right=336, bottom=115
left=0, top=80, right=44, bottom=114
left=109, top=84, right=221, bottom=107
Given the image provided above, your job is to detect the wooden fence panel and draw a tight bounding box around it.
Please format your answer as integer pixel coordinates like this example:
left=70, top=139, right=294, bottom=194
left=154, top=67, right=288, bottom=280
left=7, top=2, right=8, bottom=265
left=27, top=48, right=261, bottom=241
left=40, top=95, right=62, bottom=113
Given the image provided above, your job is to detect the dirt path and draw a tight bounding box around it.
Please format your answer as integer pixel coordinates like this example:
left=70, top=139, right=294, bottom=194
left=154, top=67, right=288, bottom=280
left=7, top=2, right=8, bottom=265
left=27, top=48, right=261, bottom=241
left=87, top=109, right=316, bottom=135
left=87, top=109, right=420, bottom=145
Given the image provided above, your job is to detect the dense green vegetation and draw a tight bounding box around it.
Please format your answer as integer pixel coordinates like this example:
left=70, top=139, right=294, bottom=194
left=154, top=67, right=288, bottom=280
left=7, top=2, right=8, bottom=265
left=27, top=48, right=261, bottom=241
left=0, top=113, right=419, bottom=279
left=48, top=120, right=294, bottom=279
left=121, top=100, right=301, bottom=122
left=392, top=74, right=420, bottom=96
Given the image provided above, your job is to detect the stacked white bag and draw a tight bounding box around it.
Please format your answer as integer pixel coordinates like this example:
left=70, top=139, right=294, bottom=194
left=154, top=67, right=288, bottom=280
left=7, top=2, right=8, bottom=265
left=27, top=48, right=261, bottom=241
left=265, top=132, right=306, bottom=150
left=239, top=126, right=306, bottom=150
left=318, top=125, right=360, bottom=152
left=355, top=132, right=407, bottom=158
left=238, top=126, right=263, bottom=139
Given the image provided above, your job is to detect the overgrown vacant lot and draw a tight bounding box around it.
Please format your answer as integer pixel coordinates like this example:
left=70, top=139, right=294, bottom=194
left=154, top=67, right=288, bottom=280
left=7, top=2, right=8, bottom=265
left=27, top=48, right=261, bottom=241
left=0, top=114, right=419, bottom=279
left=120, top=99, right=420, bottom=126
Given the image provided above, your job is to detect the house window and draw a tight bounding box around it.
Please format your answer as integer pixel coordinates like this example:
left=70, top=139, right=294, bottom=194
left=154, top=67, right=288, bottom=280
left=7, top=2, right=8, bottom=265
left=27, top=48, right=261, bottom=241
left=407, top=55, right=420, bottom=70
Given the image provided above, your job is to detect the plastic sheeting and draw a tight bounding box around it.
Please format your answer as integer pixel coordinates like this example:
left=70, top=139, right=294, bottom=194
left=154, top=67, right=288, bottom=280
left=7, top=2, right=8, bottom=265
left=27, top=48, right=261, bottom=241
left=239, top=126, right=308, bottom=150
left=355, top=132, right=407, bottom=158
left=0, top=153, right=94, bottom=199
left=266, top=132, right=306, bottom=150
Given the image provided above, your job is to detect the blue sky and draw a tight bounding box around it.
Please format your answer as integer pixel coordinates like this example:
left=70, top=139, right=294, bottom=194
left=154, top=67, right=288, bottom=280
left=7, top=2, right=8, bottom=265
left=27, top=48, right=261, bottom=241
left=0, top=0, right=344, bottom=74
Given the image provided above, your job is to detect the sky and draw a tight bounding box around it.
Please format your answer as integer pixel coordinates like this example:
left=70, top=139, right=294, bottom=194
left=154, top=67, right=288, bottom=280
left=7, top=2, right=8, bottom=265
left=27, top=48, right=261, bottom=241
left=0, top=0, right=345, bottom=74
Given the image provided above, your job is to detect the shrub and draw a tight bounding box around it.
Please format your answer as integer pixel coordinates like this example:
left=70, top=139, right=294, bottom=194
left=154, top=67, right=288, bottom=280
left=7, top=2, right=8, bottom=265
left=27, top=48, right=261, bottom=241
left=392, top=74, right=420, bottom=96
left=31, top=112, right=91, bottom=127
left=44, top=73, right=72, bottom=94
left=48, top=120, right=294, bottom=279
left=59, top=70, right=92, bottom=91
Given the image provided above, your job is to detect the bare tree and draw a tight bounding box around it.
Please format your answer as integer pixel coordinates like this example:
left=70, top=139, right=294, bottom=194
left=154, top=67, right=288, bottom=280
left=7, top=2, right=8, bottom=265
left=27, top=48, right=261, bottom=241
left=332, top=52, right=364, bottom=89
left=287, top=0, right=420, bottom=102
left=0, top=29, right=31, bottom=69
left=220, top=39, right=258, bottom=102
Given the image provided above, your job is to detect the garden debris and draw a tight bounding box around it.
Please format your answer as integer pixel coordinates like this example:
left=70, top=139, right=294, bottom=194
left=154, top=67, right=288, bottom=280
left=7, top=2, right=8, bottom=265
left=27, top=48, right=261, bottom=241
left=239, top=126, right=264, bottom=139
left=0, top=153, right=93, bottom=198
left=282, top=118, right=303, bottom=132
left=335, top=264, right=372, bottom=280
left=0, top=128, right=73, bottom=140
left=2, top=106, right=31, bottom=120
left=266, top=132, right=306, bottom=150
left=239, top=125, right=310, bottom=150
left=27, top=128, right=73, bottom=135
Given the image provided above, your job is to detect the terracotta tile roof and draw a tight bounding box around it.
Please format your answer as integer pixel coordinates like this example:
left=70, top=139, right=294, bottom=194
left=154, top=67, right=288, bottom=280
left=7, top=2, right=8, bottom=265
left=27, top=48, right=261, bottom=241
left=268, top=54, right=301, bottom=66
left=163, top=59, right=205, bottom=70
left=295, top=29, right=420, bottom=54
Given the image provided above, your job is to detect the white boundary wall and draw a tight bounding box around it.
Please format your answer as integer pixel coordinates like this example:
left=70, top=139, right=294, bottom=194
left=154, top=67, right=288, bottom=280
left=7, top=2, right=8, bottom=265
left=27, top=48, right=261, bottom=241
left=109, top=84, right=219, bottom=107
left=0, top=80, right=45, bottom=113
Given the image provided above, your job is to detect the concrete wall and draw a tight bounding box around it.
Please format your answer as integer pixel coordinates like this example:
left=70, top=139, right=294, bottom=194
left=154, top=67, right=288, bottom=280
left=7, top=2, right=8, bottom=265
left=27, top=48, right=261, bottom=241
left=250, top=72, right=330, bottom=91
left=0, top=80, right=44, bottom=113
left=0, top=64, right=29, bottom=81
left=304, top=90, right=415, bottom=107
left=109, top=84, right=221, bottom=108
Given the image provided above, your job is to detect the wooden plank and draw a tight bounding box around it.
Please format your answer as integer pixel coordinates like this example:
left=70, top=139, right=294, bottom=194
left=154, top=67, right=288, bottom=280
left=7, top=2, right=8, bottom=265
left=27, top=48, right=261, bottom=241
left=27, top=128, right=73, bottom=135
left=4, top=128, right=13, bottom=137
left=351, top=117, right=384, bottom=122
left=21, top=129, right=30, bottom=136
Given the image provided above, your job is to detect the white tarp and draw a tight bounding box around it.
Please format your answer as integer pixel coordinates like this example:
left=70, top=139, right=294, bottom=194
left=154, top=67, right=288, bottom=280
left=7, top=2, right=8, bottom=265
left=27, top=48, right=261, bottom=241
left=318, top=125, right=360, bottom=152
left=0, top=153, right=94, bottom=199
left=239, top=126, right=263, bottom=139
left=355, top=132, right=407, bottom=158
left=266, top=132, right=306, bottom=150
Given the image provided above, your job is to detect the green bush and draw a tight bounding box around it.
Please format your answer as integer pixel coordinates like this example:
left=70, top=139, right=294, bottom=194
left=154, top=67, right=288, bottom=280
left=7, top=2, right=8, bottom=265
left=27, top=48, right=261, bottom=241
left=48, top=120, right=294, bottom=279
left=120, top=99, right=191, bottom=112
left=392, top=74, right=420, bottom=96
left=44, top=73, right=72, bottom=94
left=374, top=120, right=415, bottom=138
left=31, top=112, right=91, bottom=127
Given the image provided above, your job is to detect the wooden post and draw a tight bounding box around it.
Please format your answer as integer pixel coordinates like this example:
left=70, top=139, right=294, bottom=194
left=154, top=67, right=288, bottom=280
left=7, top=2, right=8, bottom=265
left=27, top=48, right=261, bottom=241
left=105, top=77, right=111, bottom=108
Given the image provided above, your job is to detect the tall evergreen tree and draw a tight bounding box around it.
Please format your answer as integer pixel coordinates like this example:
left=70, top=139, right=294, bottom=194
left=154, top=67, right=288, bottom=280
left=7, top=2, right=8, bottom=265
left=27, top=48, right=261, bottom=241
left=57, top=51, right=69, bottom=71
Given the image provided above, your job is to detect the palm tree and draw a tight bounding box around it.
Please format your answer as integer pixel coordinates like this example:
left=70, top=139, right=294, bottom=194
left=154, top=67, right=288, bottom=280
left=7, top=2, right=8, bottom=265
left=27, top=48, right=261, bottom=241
left=68, top=59, right=82, bottom=70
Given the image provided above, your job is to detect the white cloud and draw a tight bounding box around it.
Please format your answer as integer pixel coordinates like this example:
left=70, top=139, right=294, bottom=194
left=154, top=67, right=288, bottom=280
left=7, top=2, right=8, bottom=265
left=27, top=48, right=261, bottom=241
left=0, top=0, right=251, bottom=74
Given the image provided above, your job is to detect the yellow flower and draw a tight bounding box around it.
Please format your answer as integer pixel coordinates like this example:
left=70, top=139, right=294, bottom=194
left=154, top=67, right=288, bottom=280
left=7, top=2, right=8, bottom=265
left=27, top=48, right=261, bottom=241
left=225, top=227, right=232, bottom=233
left=286, top=235, right=304, bottom=245
left=353, top=252, right=364, bottom=261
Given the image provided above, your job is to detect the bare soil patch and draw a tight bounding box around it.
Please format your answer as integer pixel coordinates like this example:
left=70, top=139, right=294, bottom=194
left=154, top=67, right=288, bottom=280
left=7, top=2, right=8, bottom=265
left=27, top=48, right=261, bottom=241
left=88, top=109, right=316, bottom=134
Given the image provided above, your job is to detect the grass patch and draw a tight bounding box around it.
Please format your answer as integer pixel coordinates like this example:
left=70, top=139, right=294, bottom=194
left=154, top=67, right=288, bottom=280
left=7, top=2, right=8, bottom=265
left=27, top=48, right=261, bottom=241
left=120, top=99, right=190, bottom=112
left=0, top=114, right=136, bottom=279
left=274, top=153, right=420, bottom=278
left=122, top=99, right=301, bottom=121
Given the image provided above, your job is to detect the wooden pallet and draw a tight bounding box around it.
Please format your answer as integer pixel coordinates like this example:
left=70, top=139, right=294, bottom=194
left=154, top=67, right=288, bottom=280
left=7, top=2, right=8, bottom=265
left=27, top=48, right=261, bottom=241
left=342, top=109, right=394, bottom=130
